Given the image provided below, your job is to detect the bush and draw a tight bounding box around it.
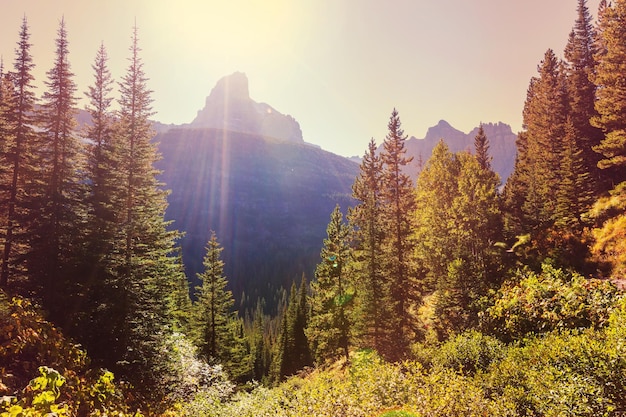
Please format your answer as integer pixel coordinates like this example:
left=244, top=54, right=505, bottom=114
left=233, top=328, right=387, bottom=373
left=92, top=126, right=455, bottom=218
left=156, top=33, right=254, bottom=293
left=483, top=263, right=622, bottom=341
left=424, top=331, right=506, bottom=375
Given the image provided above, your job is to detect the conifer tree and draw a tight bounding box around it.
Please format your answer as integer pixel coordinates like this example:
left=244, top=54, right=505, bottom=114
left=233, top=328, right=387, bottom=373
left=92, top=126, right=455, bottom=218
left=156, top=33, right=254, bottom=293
left=273, top=276, right=311, bottom=380
left=110, top=25, right=185, bottom=403
left=0, top=62, right=14, bottom=247
left=348, top=138, right=389, bottom=353
left=592, top=0, right=626, bottom=187
left=29, top=18, right=83, bottom=321
left=0, top=17, right=39, bottom=291
left=564, top=0, right=605, bottom=195
left=414, top=141, right=461, bottom=288
left=307, top=205, right=353, bottom=364
left=73, top=41, right=127, bottom=362
left=192, top=231, right=234, bottom=361
left=379, top=109, right=417, bottom=360
left=222, top=316, right=253, bottom=382
left=249, top=300, right=271, bottom=381
left=474, top=124, right=492, bottom=171
left=503, top=50, right=570, bottom=257
left=554, top=119, right=592, bottom=230
left=415, top=142, right=502, bottom=338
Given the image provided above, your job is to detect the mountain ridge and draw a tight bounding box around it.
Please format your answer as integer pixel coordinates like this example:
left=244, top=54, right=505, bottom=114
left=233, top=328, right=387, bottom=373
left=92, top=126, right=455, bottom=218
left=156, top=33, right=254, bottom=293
left=403, top=120, right=517, bottom=182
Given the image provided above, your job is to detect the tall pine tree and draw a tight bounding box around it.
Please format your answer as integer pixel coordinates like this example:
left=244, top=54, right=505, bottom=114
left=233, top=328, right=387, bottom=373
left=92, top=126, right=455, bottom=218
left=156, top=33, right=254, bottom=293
left=29, top=18, right=83, bottom=322
left=592, top=0, right=626, bottom=187
left=348, top=138, right=390, bottom=353
left=272, top=276, right=311, bottom=381
left=307, top=205, right=353, bottom=365
left=111, top=25, right=186, bottom=404
left=379, top=109, right=417, bottom=360
left=564, top=0, right=606, bottom=195
left=192, top=231, right=235, bottom=361
left=415, top=142, right=502, bottom=338
left=0, top=17, right=39, bottom=291
left=503, top=49, right=571, bottom=264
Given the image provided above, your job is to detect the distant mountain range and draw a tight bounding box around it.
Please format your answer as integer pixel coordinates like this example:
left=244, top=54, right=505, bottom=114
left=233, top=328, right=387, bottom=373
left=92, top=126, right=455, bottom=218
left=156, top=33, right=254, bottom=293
left=403, top=120, right=517, bottom=182
left=106, top=72, right=518, bottom=307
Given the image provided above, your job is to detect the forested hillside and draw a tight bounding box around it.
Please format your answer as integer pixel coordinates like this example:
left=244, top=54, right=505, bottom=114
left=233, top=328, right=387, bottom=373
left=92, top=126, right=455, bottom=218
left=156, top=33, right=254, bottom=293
left=2, top=0, right=626, bottom=416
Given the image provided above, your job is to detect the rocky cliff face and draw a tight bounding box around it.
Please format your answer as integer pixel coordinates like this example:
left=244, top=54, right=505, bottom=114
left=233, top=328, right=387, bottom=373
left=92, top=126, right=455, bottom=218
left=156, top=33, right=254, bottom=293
left=190, top=72, right=304, bottom=143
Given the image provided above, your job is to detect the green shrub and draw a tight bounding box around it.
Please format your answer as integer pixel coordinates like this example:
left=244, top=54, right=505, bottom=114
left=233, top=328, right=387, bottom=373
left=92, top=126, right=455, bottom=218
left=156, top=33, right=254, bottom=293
left=483, top=263, right=622, bottom=341
left=431, top=331, right=505, bottom=375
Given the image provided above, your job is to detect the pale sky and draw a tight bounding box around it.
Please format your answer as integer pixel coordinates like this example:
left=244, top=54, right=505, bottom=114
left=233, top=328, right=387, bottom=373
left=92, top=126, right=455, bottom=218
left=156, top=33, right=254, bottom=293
left=1, top=0, right=601, bottom=157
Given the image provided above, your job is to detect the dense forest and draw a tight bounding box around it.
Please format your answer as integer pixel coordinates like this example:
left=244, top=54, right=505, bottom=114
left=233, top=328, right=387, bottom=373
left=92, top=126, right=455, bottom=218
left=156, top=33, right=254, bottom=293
left=2, top=0, right=626, bottom=416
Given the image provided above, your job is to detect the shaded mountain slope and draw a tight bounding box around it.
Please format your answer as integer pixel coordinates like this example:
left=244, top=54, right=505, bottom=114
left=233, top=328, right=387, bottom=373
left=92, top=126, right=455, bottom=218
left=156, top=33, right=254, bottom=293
left=156, top=127, right=359, bottom=307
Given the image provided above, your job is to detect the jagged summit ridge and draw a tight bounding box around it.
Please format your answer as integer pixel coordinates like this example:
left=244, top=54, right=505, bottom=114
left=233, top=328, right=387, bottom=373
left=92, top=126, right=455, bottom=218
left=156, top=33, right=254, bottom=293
left=404, top=120, right=517, bottom=182
left=190, top=72, right=303, bottom=143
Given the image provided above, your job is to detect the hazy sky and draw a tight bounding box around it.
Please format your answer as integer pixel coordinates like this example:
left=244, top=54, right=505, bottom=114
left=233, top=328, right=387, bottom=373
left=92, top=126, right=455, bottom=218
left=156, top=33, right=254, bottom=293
left=1, top=0, right=601, bottom=157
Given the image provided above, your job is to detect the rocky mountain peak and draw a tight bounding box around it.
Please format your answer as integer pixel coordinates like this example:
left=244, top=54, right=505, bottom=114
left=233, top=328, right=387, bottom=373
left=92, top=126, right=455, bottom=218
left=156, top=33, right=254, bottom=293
left=207, top=71, right=250, bottom=103
left=190, top=72, right=303, bottom=143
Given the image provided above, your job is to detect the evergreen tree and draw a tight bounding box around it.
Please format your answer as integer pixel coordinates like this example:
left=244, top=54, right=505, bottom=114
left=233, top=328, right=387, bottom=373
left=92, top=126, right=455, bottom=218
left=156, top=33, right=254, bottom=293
left=379, top=109, right=417, bottom=360
left=415, top=142, right=502, bottom=338
left=272, top=276, right=312, bottom=381
left=0, top=17, right=39, bottom=291
left=111, top=25, right=185, bottom=404
left=592, top=0, right=626, bottom=187
left=564, top=0, right=606, bottom=195
left=414, top=141, right=460, bottom=291
left=222, top=316, right=253, bottom=382
left=29, top=18, right=83, bottom=322
left=292, top=275, right=312, bottom=371
left=72, top=41, right=128, bottom=363
left=348, top=138, right=389, bottom=353
left=192, top=231, right=234, bottom=361
left=0, top=62, right=14, bottom=249
left=307, top=205, right=353, bottom=364
left=554, top=119, right=592, bottom=230
left=474, top=124, right=492, bottom=171
left=503, top=49, right=574, bottom=264
left=249, top=299, right=271, bottom=381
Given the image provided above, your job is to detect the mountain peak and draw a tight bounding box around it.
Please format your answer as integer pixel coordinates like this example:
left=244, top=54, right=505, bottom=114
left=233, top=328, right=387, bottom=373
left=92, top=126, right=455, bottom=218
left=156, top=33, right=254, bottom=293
left=424, top=119, right=463, bottom=141
left=190, top=72, right=303, bottom=142
left=209, top=71, right=250, bottom=102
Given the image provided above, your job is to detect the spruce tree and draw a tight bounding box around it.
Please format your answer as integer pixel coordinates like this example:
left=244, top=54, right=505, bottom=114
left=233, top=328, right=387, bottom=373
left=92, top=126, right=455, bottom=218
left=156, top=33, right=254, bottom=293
left=29, top=18, right=83, bottom=322
left=564, top=0, right=605, bottom=195
left=415, top=142, right=502, bottom=338
left=474, top=124, right=492, bottom=171
left=414, top=141, right=461, bottom=289
left=111, top=25, right=185, bottom=403
left=503, top=50, right=572, bottom=263
left=249, top=299, right=271, bottom=381
left=192, top=231, right=234, bottom=361
left=592, top=0, right=626, bottom=186
left=348, top=138, right=389, bottom=353
left=273, top=276, right=311, bottom=380
left=0, top=17, right=39, bottom=291
left=0, top=63, right=15, bottom=255
left=379, top=109, right=417, bottom=360
left=554, top=119, right=592, bottom=230
left=307, top=205, right=353, bottom=364
left=74, top=41, right=128, bottom=363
